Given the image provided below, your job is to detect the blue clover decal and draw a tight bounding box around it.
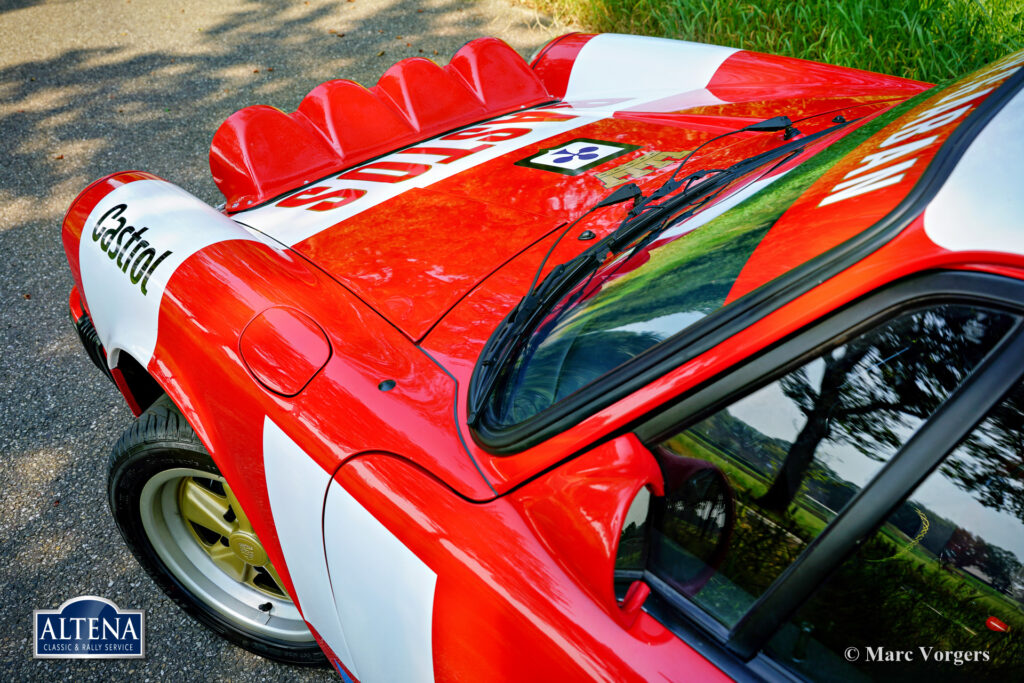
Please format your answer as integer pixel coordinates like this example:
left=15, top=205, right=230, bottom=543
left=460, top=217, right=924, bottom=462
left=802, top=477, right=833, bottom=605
left=552, top=145, right=601, bottom=164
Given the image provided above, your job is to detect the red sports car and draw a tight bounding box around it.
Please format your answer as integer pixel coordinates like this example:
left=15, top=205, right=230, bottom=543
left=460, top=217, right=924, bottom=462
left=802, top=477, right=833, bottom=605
left=62, top=33, right=1024, bottom=680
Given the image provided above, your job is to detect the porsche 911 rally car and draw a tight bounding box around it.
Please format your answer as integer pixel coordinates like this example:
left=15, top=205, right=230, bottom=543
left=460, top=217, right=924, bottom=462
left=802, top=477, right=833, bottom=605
left=62, top=33, right=1024, bottom=681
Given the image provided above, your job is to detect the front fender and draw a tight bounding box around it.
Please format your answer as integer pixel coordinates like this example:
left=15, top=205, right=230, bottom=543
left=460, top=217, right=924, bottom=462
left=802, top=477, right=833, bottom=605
left=61, top=171, right=260, bottom=370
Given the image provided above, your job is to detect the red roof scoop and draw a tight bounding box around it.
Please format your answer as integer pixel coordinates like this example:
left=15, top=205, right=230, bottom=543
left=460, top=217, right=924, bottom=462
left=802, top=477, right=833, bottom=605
left=210, top=38, right=551, bottom=211
left=448, top=36, right=551, bottom=110
left=374, top=57, right=488, bottom=132
left=298, top=79, right=419, bottom=159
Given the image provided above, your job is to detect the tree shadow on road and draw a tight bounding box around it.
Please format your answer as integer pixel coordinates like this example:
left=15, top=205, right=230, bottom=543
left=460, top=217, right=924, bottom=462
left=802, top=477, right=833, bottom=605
left=0, top=1, right=560, bottom=677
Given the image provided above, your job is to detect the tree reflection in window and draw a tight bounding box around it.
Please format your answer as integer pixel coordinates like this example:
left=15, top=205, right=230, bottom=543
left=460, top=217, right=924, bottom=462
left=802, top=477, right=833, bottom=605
left=649, top=304, right=1014, bottom=627
left=768, top=377, right=1024, bottom=680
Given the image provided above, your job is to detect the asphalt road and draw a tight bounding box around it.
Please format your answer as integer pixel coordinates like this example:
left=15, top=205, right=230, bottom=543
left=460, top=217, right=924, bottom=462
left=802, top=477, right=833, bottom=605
left=0, top=1, right=567, bottom=679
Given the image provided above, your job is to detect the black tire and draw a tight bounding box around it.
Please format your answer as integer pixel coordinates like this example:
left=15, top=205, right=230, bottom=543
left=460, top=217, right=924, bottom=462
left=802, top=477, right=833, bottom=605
left=107, top=395, right=326, bottom=666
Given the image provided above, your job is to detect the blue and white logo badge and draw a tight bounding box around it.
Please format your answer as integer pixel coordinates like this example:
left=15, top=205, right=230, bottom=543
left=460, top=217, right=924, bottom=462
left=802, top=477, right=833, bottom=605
left=34, top=596, right=145, bottom=659
left=515, top=138, right=640, bottom=176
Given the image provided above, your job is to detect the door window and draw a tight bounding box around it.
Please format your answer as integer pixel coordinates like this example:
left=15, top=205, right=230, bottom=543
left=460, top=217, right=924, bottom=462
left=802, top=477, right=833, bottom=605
left=766, top=375, right=1024, bottom=679
left=629, top=304, right=1015, bottom=627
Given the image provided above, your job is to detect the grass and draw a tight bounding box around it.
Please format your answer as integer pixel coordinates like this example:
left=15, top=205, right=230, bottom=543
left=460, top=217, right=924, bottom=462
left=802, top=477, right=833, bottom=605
left=530, top=0, right=1024, bottom=83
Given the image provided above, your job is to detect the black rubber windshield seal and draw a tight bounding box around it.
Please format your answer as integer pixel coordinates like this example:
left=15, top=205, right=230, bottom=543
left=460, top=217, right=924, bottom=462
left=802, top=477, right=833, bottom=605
left=470, top=61, right=1024, bottom=455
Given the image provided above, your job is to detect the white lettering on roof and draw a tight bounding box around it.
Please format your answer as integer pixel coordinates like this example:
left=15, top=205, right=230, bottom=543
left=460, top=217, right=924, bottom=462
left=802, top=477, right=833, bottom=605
left=818, top=54, right=1024, bottom=208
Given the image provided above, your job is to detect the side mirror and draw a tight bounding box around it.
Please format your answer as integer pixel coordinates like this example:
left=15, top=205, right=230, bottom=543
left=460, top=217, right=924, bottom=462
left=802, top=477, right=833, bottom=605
left=510, top=434, right=664, bottom=632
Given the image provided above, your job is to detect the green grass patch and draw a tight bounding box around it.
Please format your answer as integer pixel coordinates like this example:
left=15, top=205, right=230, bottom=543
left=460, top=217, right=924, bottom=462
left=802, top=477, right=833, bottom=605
left=532, top=0, right=1023, bottom=82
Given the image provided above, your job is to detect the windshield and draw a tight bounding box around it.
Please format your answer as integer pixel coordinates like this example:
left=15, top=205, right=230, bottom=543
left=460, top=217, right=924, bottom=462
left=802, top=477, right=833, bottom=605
left=485, top=97, right=925, bottom=428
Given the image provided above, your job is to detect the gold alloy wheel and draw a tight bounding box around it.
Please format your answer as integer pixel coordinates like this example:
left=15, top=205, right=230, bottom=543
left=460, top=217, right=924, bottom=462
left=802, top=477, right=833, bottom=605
left=177, top=475, right=291, bottom=601
left=139, top=466, right=312, bottom=643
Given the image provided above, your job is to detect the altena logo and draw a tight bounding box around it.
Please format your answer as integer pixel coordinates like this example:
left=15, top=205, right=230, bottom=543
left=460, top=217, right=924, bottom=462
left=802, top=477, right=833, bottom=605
left=34, top=596, right=145, bottom=659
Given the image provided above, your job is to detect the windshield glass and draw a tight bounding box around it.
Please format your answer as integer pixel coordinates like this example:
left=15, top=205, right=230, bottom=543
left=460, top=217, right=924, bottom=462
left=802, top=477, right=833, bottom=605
left=486, top=98, right=925, bottom=428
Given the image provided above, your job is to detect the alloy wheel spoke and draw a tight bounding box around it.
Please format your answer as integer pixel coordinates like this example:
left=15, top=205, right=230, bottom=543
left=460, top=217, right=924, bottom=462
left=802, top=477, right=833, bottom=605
left=223, top=483, right=254, bottom=534
left=263, top=562, right=288, bottom=597
left=179, top=478, right=235, bottom=539
left=208, top=543, right=249, bottom=582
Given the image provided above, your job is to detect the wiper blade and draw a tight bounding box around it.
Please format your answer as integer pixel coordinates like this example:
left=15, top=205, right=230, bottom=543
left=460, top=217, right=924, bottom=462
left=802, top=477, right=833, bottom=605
left=599, top=119, right=849, bottom=263
left=468, top=116, right=851, bottom=423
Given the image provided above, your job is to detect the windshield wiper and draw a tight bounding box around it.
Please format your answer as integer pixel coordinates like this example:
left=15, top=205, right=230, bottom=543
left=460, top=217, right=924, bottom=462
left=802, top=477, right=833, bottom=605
left=468, top=116, right=850, bottom=423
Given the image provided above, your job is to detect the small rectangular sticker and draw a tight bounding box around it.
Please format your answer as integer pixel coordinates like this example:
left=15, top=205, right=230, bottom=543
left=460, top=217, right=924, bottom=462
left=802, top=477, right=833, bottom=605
left=515, top=138, right=640, bottom=176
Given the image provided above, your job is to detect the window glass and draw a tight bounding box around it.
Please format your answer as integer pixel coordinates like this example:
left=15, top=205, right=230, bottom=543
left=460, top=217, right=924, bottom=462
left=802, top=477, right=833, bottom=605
left=488, top=96, right=929, bottom=428
left=617, top=487, right=651, bottom=572
left=767, top=376, right=1024, bottom=680
left=639, top=304, right=1014, bottom=628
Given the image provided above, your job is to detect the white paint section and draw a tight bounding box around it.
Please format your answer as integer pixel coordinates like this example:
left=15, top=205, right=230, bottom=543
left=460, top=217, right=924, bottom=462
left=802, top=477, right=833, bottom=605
left=323, top=471, right=437, bottom=683
left=818, top=158, right=917, bottom=207
left=234, top=111, right=607, bottom=246
left=79, top=179, right=257, bottom=367
left=262, top=418, right=359, bottom=676
left=846, top=135, right=937, bottom=178
left=619, top=87, right=730, bottom=114
left=924, top=87, right=1024, bottom=254
left=564, top=33, right=738, bottom=101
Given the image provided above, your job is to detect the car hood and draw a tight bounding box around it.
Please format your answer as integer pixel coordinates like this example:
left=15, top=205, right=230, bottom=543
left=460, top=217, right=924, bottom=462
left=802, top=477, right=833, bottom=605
left=233, top=93, right=922, bottom=341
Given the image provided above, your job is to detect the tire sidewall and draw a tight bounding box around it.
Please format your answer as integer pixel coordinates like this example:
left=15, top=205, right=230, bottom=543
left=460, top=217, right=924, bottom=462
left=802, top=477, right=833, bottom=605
left=107, top=399, right=325, bottom=666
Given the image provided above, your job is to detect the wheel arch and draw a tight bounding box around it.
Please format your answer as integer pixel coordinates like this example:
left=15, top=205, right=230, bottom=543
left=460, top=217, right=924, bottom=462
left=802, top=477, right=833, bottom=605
left=108, top=347, right=165, bottom=416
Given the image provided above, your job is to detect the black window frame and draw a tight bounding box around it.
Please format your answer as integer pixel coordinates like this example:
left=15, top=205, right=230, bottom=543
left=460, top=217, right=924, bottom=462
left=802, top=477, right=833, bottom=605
left=622, top=270, right=1024, bottom=679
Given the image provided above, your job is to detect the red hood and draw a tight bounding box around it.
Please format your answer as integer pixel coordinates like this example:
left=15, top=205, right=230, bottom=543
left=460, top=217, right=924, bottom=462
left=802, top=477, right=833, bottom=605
left=229, top=38, right=929, bottom=341
left=235, top=96, right=918, bottom=340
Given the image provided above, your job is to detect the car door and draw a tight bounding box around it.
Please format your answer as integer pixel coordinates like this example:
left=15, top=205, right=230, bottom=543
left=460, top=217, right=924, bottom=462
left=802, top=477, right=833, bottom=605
left=616, top=271, right=1024, bottom=679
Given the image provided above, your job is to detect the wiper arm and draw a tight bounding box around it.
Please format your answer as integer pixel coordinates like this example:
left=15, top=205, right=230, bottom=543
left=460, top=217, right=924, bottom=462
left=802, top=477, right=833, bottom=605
left=600, top=116, right=799, bottom=253
left=598, top=118, right=852, bottom=264
left=644, top=116, right=798, bottom=204
left=468, top=116, right=850, bottom=423
left=474, top=183, right=641, bottom=379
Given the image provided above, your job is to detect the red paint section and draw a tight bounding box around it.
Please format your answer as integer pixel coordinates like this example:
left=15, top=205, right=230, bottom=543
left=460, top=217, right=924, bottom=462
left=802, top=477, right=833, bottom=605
left=299, top=78, right=418, bottom=158
left=514, top=435, right=664, bottom=630
left=530, top=33, right=596, bottom=99
left=292, top=188, right=565, bottom=340
left=210, top=38, right=552, bottom=210
left=708, top=50, right=932, bottom=99
left=209, top=105, right=341, bottom=212
left=239, top=306, right=332, bottom=397
left=336, top=451, right=728, bottom=682
left=142, top=237, right=495, bottom=605
left=375, top=57, right=488, bottom=131
left=450, top=37, right=551, bottom=111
